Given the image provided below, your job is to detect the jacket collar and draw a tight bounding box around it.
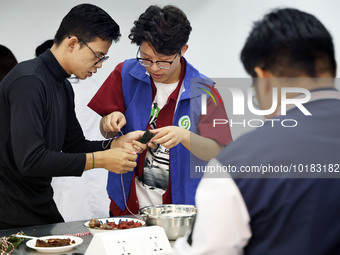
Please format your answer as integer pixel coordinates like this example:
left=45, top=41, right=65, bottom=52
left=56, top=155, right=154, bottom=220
left=129, top=60, right=151, bottom=84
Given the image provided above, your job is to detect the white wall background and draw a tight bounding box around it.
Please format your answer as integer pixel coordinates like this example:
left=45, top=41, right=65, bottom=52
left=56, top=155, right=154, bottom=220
left=1, top=0, right=339, bottom=139
left=1, top=0, right=339, bottom=86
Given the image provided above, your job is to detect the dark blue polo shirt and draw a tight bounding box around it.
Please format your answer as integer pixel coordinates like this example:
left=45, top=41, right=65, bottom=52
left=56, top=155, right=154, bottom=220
left=217, top=91, right=340, bottom=255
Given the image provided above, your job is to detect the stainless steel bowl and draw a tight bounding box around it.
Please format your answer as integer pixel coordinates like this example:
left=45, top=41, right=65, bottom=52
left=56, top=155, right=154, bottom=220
left=139, top=204, right=196, bottom=240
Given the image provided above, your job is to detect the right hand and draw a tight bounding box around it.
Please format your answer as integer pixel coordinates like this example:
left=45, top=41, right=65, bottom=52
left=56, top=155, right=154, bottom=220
left=101, top=147, right=137, bottom=174
left=101, top=111, right=126, bottom=133
left=111, top=130, right=145, bottom=153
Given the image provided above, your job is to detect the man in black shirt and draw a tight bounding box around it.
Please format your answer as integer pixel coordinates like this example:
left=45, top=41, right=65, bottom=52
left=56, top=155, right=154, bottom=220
left=0, top=4, right=140, bottom=229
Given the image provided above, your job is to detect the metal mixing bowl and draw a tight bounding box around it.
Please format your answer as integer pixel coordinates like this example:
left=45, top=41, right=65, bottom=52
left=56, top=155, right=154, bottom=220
left=139, top=204, right=197, bottom=240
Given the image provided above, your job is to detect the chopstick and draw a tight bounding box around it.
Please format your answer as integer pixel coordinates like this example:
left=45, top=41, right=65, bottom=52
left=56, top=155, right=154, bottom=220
left=15, top=234, right=36, bottom=239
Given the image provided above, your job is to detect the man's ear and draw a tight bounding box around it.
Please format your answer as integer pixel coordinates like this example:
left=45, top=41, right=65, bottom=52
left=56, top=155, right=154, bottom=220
left=181, top=44, right=189, bottom=56
left=66, top=37, right=79, bottom=53
left=254, top=67, right=273, bottom=78
left=254, top=67, right=274, bottom=94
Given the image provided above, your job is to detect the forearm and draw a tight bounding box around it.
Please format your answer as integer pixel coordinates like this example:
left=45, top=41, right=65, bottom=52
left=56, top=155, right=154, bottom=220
left=84, top=145, right=138, bottom=174
left=182, top=131, right=223, bottom=161
left=84, top=151, right=106, bottom=171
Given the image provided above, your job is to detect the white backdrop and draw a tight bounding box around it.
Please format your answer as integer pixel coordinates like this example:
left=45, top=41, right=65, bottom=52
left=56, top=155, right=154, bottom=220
left=1, top=0, right=340, bottom=140
left=1, top=0, right=339, bottom=86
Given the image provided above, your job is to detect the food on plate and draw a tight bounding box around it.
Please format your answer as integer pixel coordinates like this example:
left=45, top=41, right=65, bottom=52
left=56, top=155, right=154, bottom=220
left=35, top=238, right=75, bottom=247
left=88, top=218, right=101, bottom=228
left=88, top=218, right=143, bottom=230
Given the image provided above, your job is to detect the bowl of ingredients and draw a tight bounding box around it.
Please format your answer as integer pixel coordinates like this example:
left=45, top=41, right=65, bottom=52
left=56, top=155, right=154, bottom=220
left=139, top=204, right=197, bottom=240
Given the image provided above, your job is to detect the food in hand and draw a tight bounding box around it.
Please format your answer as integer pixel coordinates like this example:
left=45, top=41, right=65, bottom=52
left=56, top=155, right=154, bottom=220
left=35, top=238, right=75, bottom=247
left=137, top=129, right=154, bottom=144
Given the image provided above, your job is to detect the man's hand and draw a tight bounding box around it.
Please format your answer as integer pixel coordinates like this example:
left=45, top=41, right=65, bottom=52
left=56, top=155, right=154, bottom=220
left=100, top=147, right=137, bottom=174
left=150, top=126, right=189, bottom=149
left=101, top=111, right=126, bottom=137
left=111, top=130, right=147, bottom=153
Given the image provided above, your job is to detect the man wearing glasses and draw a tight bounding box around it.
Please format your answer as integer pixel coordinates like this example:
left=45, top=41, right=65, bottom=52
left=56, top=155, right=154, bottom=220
left=75, top=37, right=110, bottom=67
left=0, top=4, right=140, bottom=229
left=88, top=5, right=232, bottom=216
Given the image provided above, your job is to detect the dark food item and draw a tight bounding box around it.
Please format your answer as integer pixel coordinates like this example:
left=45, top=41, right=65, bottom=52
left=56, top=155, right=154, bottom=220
left=89, top=219, right=143, bottom=230
left=137, top=129, right=155, bottom=144
left=35, top=238, right=75, bottom=247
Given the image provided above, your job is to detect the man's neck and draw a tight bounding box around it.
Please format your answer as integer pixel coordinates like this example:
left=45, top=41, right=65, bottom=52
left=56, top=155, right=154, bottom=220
left=50, top=44, right=71, bottom=75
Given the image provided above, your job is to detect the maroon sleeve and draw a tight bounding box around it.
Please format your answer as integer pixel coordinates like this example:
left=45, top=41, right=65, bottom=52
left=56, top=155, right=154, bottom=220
left=197, top=93, right=233, bottom=146
left=88, top=62, right=125, bottom=116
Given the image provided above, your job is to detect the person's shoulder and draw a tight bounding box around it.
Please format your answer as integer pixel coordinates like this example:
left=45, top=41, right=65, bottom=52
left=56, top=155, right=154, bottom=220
left=121, top=58, right=139, bottom=68
left=107, top=59, right=135, bottom=74
left=183, top=58, right=204, bottom=77
left=113, top=58, right=139, bottom=75
left=182, top=58, right=215, bottom=88
left=13, top=57, right=42, bottom=75
left=182, top=58, right=213, bottom=85
left=1, top=58, right=43, bottom=88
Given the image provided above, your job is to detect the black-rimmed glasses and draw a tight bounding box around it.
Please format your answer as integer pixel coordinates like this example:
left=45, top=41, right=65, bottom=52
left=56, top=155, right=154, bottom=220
left=136, top=47, right=179, bottom=70
left=77, top=38, right=109, bottom=65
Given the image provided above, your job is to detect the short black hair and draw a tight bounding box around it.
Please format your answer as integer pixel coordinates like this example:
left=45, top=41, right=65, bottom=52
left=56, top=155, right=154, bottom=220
left=129, top=5, right=192, bottom=55
left=35, top=40, right=54, bottom=57
left=54, top=3, right=121, bottom=45
left=240, top=8, right=336, bottom=77
left=0, top=45, right=18, bottom=82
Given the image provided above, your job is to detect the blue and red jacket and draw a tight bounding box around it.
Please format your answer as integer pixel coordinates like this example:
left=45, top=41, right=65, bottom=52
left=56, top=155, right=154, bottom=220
left=107, top=58, right=214, bottom=211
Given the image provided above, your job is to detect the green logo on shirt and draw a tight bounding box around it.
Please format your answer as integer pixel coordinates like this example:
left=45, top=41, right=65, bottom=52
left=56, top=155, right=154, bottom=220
left=178, top=115, right=191, bottom=130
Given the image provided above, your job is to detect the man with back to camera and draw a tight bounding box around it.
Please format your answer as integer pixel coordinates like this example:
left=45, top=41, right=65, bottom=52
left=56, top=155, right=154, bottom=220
left=88, top=5, right=232, bottom=216
left=174, top=8, right=340, bottom=255
left=0, top=3, right=143, bottom=229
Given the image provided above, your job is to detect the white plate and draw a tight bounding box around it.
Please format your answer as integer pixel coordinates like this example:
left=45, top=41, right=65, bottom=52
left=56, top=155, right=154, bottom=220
left=84, top=217, right=145, bottom=235
left=26, top=235, right=83, bottom=253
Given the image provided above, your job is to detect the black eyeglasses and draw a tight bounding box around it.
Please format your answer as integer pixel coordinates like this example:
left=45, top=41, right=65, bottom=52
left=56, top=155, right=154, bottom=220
left=136, top=47, right=179, bottom=70
left=77, top=38, right=109, bottom=65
